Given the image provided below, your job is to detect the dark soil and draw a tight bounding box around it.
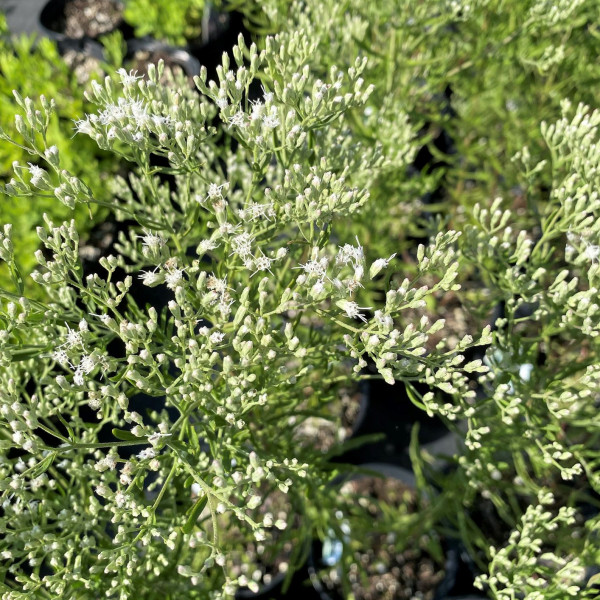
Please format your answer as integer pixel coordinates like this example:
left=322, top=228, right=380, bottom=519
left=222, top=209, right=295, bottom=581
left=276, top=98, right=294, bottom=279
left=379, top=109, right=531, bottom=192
left=224, top=488, right=303, bottom=592
left=341, top=388, right=366, bottom=434
left=61, top=48, right=102, bottom=84
left=319, top=476, right=445, bottom=600
left=295, top=387, right=366, bottom=453
left=344, top=475, right=416, bottom=511
left=64, top=0, right=122, bottom=38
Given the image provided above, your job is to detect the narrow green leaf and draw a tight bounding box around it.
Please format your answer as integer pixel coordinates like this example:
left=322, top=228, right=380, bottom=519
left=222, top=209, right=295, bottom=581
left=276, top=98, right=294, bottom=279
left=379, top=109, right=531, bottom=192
left=587, top=573, right=600, bottom=588
left=182, top=495, right=208, bottom=534
left=10, top=346, right=49, bottom=362
left=111, top=428, right=139, bottom=442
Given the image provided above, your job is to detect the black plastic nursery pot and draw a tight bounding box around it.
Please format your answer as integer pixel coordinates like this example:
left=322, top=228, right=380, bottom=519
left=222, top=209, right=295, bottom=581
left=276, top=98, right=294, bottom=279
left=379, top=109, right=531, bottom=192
left=182, top=9, right=252, bottom=83
left=308, top=463, right=459, bottom=600
left=185, top=2, right=231, bottom=51
left=34, top=0, right=130, bottom=63
left=126, top=37, right=201, bottom=80
left=292, top=381, right=370, bottom=456
left=336, top=376, right=459, bottom=471
left=39, top=0, right=129, bottom=41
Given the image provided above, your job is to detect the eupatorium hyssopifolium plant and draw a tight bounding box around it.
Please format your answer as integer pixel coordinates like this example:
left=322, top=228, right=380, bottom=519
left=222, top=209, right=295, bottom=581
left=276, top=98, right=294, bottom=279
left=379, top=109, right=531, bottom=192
left=435, top=99, right=600, bottom=599
left=243, top=0, right=600, bottom=256
left=123, top=0, right=207, bottom=46
left=0, top=15, right=117, bottom=298
left=0, top=29, right=490, bottom=598
left=251, top=5, right=600, bottom=596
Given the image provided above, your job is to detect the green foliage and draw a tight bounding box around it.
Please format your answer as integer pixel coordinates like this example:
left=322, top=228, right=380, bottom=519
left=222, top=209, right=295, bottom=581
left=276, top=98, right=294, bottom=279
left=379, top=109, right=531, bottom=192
left=1, top=2, right=600, bottom=599
left=477, top=491, right=590, bottom=599
left=123, top=0, right=208, bottom=45
left=0, top=33, right=490, bottom=596
left=247, top=0, right=600, bottom=262
left=249, top=2, right=600, bottom=596
left=100, top=30, right=129, bottom=71
left=0, top=17, right=117, bottom=296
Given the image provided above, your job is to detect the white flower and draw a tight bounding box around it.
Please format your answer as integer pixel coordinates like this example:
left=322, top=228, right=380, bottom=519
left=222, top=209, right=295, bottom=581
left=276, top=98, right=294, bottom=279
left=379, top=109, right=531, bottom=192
left=247, top=495, right=262, bottom=510
left=151, top=114, right=170, bottom=127
left=584, top=243, right=600, bottom=262
left=370, top=253, right=396, bottom=278
left=250, top=100, right=264, bottom=122
left=243, top=201, right=275, bottom=222
left=74, top=118, right=94, bottom=136
left=218, top=222, right=237, bottom=236
left=64, top=323, right=83, bottom=349
left=73, top=354, right=96, bottom=385
left=139, top=269, right=162, bottom=286
left=353, top=265, right=364, bottom=281
left=89, top=313, right=110, bottom=326
left=217, top=298, right=234, bottom=318
left=230, top=232, right=254, bottom=258
left=44, top=145, right=59, bottom=161
left=212, top=198, right=227, bottom=213
left=139, top=231, right=166, bottom=251
left=252, top=253, right=274, bottom=276
left=338, top=300, right=371, bottom=323
left=137, top=448, right=156, bottom=461
left=79, top=354, right=97, bottom=374
left=30, top=474, right=47, bottom=492
left=197, top=239, right=219, bottom=255
left=254, top=529, right=266, bottom=542
left=298, top=257, right=328, bottom=280
left=95, top=484, right=109, bottom=498
left=114, top=491, right=128, bottom=508
left=117, top=68, right=142, bottom=86
left=95, top=455, right=117, bottom=472
left=262, top=109, right=280, bottom=130
left=209, top=331, right=225, bottom=345
left=228, top=111, right=246, bottom=128
left=165, top=267, right=185, bottom=290
left=129, top=100, right=150, bottom=126
left=206, top=182, right=226, bottom=200
left=262, top=87, right=274, bottom=103
left=311, top=280, right=326, bottom=297
left=52, top=349, right=69, bottom=365
left=99, top=101, right=126, bottom=125
left=27, top=163, right=47, bottom=187
left=374, top=310, right=393, bottom=330
left=206, top=275, right=229, bottom=295
left=566, top=230, right=578, bottom=244
left=336, top=238, right=364, bottom=266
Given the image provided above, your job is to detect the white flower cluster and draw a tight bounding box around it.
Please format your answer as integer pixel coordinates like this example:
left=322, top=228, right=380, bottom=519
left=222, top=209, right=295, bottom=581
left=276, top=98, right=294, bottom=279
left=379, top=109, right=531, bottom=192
left=2, top=4, right=600, bottom=598
left=476, top=491, right=585, bottom=599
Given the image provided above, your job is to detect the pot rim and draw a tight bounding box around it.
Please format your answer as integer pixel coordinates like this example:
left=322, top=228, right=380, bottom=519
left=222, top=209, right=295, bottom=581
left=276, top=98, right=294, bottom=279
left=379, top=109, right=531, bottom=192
left=126, top=37, right=201, bottom=78
left=39, top=0, right=125, bottom=42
